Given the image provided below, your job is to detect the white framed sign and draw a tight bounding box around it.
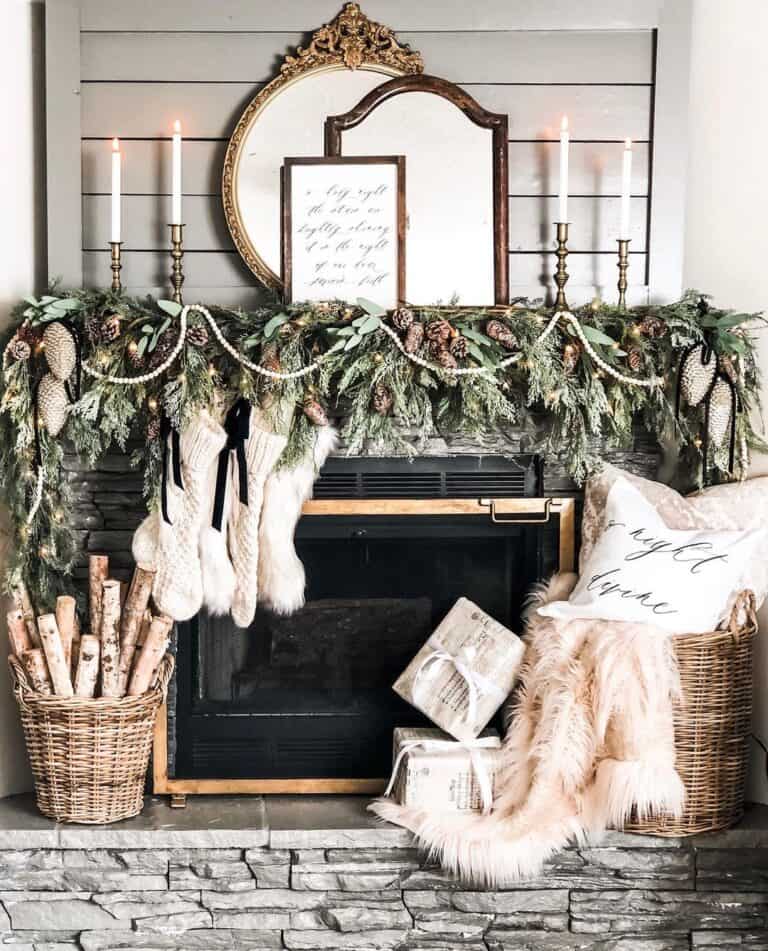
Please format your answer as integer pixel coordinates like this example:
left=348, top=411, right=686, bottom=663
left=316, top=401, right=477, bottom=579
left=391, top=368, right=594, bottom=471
left=281, top=156, right=405, bottom=307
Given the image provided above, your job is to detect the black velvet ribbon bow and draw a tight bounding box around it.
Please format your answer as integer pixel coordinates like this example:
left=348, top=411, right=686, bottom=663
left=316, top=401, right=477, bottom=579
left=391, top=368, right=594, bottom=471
left=212, top=398, right=251, bottom=532
left=160, top=414, right=184, bottom=525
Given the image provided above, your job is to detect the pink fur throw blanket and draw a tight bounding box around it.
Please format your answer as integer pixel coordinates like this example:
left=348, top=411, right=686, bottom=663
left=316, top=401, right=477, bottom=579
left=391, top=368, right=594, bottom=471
left=370, top=573, right=685, bottom=886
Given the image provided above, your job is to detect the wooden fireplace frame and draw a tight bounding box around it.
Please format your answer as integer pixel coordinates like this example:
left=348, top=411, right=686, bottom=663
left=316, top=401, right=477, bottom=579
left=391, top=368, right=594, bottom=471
left=153, top=496, right=575, bottom=804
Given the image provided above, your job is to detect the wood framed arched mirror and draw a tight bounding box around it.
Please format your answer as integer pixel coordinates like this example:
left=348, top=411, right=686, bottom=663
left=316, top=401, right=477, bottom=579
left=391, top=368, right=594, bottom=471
left=325, top=74, right=509, bottom=306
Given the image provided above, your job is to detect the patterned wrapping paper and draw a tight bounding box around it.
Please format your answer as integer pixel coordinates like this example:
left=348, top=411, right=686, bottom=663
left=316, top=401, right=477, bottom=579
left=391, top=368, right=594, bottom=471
left=393, top=597, right=525, bottom=741
left=387, top=726, right=503, bottom=814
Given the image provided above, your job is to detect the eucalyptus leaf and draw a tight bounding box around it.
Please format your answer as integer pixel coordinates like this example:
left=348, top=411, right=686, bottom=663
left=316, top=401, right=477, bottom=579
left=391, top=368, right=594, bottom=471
left=157, top=300, right=182, bottom=318
left=344, top=335, right=361, bottom=351
left=466, top=341, right=486, bottom=364
left=358, top=315, right=382, bottom=334
left=336, top=327, right=356, bottom=337
left=581, top=325, right=618, bottom=347
left=137, top=336, right=148, bottom=357
left=325, top=339, right=346, bottom=355
left=460, top=326, right=493, bottom=346
left=356, top=297, right=387, bottom=317
left=141, top=325, right=154, bottom=335
left=158, top=317, right=171, bottom=335
left=264, top=312, right=290, bottom=339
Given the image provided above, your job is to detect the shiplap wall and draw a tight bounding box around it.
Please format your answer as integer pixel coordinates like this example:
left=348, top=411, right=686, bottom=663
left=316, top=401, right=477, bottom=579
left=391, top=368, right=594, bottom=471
left=47, top=0, right=693, bottom=307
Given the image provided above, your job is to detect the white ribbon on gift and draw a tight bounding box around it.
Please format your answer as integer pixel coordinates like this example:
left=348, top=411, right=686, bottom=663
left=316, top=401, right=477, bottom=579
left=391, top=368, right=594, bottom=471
left=412, top=647, right=506, bottom=732
left=384, top=735, right=502, bottom=815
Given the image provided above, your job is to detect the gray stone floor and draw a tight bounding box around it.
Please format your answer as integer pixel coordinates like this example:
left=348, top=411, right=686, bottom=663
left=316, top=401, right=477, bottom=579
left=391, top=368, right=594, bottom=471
left=0, top=795, right=765, bottom=948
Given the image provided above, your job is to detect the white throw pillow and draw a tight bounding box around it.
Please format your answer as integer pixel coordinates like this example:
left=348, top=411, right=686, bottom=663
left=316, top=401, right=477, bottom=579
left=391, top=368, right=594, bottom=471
left=539, top=478, right=764, bottom=634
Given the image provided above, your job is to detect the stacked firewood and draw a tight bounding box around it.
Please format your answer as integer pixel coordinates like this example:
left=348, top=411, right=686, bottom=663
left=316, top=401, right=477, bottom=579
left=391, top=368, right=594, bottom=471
left=7, top=556, right=172, bottom=699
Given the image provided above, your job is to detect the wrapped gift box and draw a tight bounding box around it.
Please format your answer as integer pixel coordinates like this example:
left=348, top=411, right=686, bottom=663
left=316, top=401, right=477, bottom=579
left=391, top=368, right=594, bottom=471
left=386, top=726, right=503, bottom=814
left=393, top=597, right=525, bottom=741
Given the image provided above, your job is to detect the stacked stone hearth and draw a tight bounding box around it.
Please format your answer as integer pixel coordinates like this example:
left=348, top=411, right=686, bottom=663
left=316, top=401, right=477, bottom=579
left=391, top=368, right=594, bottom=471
left=0, top=797, right=766, bottom=950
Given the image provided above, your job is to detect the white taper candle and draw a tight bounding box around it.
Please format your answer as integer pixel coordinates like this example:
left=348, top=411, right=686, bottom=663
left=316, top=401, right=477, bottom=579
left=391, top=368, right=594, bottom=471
left=171, top=120, right=182, bottom=225
left=110, top=138, right=121, bottom=243
left=619, top=138, right=633, bottom=240
left=558, top=116, right=569, bottom=223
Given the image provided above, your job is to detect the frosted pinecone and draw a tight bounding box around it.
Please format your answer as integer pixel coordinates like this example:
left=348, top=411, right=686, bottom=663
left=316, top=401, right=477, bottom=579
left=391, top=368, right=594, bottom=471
left=391, top=307, right=414, bottom=332
left=186, top=323, right=208, bottom=348
left=639, top=314, right=667, bottom=339
left=149, top=331, right=175, bottom=370
left=485, top=319, right=519, bottom=351
left=450, top=335, right=468, bottom=359
left=403, top=323, right=425, bottom=354
left=146, top=416, right=162, bottom=440
left=372, top=382, right=394, bottom=416
left=425, top=319, right=453, bottom=344
left=627, top=346, right=643, bottom=371
left=100, top=313, right=122, bottom=343
left=437, top=349, right=458, bottom=371
left=8, top=337, right=31, bottom=361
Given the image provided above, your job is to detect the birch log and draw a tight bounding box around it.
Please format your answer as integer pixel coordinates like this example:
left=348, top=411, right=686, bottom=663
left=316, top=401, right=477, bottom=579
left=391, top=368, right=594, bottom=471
left=117, top=564, right=156, bottom=696
left=99, top=579, right=122, bottom=697
left=137, top=610, right=152, bottom=647
left=127, top=615, right=171, bottom=696
left=6, top=609, right=32, bottom=657
left=22, top=648, right=53, bottom=695
left=71, top=614, right=81, bottom=676
left=74, top=635, right=100, bottom=698
left=11, top=581, right=33, bottom=616
left=37, top=614, right=74, bottom=697
left=54, top=595, right=76, bottom=670
left=23, top=613, right=40, bottom=648
left=89, top=554, right=109, bottom=638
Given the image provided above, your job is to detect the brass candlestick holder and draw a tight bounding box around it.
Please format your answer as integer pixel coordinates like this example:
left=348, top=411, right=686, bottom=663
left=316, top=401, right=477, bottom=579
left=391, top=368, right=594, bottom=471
left=554, top=222, right=570, bottom=311
left=617, top=238, right=631, bottom=310
left=169, top=224, right=185, bottom=305
left=109, top=241, right=123, bottom=293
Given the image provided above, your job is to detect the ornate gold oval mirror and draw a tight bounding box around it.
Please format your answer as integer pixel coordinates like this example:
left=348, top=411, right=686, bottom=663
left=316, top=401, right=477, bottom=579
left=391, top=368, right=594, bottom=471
left=325, top=75, right=509, bottom=306
left=222, top=4, right=423, bottom=293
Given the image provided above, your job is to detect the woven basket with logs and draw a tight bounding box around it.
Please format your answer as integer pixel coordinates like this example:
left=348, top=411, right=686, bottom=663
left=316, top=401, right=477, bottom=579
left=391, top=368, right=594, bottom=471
left=7, top=557, right=174, bottom=824
left=624, top=589, right=756, bottom=837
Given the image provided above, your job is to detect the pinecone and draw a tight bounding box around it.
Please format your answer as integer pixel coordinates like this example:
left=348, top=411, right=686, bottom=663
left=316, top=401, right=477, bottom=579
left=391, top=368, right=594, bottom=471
left=436, top=349, right=458, bottom=371
left=390, top=307, right=414, bottom=332
left=149, top=331, right=175, bottom=370
left=261, top=344, right=281, bottom=374
left=425, top=319, right=453, bottom=345
left=85, top=314, right=104, bottom=345
left=428, top=336, right=448, bottom=359
left=485, top=319, right=519, bottom=351
left=562, top=341, right=582, bottom=375
left=186, top=323, right=208, bottom=348
left=403, top=323, right=425, bottom=354
left=627, top=346, right=643, bottom=372
left=638, top=314, right=667, bottom=339
left=303, top=398, right=328, bottom=427
left=372, top=382, right=394, bottom=416
left=16, top=324, right=36, bottom=346
left=719, top=353, right=738, bottom=384
left=146, top=416, right=162, bottom=440
left=450, top=335, right=468, bottom=360
left=100, top=313, right=122, bottom=343
left=126, top=341, right=144, bottom=368
left=8, top=337, right=31, bottom=362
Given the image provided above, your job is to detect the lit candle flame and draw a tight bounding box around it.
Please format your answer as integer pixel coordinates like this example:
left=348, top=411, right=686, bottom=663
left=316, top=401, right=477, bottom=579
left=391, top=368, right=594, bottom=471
left=561, top=115, right=569, bottom=132
left=625, top=137, right=632, bottom=150
left=112, top=137, right=120, bottom=152
left=173, top=119, right=181, bottom=134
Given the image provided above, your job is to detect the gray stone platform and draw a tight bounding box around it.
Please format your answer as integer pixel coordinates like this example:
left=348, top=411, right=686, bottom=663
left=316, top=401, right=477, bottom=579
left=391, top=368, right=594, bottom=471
left=0, top=795, right=765, bottom=949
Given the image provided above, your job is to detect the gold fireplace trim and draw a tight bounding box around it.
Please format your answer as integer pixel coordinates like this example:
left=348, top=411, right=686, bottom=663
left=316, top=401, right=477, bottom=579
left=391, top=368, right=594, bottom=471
left=153, top=496, right=575, bottom=804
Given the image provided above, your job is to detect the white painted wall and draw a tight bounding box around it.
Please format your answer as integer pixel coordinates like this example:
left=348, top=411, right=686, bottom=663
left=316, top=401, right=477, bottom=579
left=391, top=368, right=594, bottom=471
left=0, top=0, right=46, bottom=795
left=683, top=0, right=768, bottom=803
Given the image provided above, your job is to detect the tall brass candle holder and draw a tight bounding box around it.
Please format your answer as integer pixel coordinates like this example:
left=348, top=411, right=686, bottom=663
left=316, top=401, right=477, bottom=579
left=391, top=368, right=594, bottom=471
left=109, top=241, right=123, bottom=293
left=169, top=224, right=185, bottom=305
left=554, top=222, right=570, bottom=311
left=617, top=238, right=630, bottom=310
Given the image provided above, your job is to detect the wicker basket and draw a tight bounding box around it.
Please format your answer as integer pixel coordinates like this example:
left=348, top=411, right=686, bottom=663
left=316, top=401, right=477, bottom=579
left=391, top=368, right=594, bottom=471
left=9, top=653, right=174, bottom=824
left=624, top=590, right=756, bottom=837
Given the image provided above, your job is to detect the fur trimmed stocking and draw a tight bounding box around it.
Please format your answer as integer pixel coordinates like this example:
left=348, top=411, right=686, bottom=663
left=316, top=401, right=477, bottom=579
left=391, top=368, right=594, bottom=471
left=151, top=412, right=226, bottom=621
left=227, top=417, right=287, bottom=628
left=257, top=425, right=338, bottom=616
left=371, top=573, right=685, bottom=887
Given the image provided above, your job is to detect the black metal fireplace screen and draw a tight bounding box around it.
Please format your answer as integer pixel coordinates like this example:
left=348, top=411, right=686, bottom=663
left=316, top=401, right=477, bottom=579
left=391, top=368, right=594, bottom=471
left=157, top=455, right=573, bottom=796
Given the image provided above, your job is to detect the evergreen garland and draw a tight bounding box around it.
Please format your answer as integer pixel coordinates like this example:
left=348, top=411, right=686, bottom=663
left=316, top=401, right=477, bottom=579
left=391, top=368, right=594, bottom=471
left=1, top=288, right=765, bottom=610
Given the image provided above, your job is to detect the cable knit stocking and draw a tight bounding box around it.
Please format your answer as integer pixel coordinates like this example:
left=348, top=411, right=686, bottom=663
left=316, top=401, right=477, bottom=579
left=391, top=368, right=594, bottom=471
left=152, top=412, right=226, bottom=621
left=228, top=421, right=287, bottom=628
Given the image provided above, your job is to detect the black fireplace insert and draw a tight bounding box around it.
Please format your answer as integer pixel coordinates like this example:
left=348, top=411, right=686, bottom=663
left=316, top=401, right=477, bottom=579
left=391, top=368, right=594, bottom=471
left=169, top=454, right=564, bottom=786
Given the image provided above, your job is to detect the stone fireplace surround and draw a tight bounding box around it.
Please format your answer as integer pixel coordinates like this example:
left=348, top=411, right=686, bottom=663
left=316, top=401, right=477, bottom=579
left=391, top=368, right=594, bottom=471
left=0, top=793, right=765, bottom=949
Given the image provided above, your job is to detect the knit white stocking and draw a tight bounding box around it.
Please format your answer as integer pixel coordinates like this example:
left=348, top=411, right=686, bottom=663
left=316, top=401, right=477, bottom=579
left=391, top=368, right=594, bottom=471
left=228, top=422, right=287, bottom=628
left=257, top=425, right=337, bottom=616
left=152, top=412, right=227, bottom=621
